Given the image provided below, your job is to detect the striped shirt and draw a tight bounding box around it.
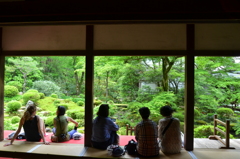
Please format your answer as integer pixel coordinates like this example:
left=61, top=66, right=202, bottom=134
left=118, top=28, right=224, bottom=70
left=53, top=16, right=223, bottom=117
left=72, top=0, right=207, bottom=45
left=135, top=119, right=159, bottom=157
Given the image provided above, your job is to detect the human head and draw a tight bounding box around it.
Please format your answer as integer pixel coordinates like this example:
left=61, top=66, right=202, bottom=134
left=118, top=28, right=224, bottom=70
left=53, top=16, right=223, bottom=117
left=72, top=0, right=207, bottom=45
left=97, top=104, right=109, bottom=117
left=139, top=107, right=150, bottom=119
left=57, top=106, right=66, bottom=116
left=23, top=103, right=37, bottom=120
left=160, top=105, right=173, bottom=117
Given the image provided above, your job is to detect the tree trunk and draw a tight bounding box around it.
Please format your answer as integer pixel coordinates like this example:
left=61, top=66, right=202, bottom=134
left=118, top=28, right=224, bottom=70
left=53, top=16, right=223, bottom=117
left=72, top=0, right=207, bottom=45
left=74, top=71, right=80, bottom=95
left=106, top=71, right=109, bottom=98
left=79, top=72, right=85, bottom=95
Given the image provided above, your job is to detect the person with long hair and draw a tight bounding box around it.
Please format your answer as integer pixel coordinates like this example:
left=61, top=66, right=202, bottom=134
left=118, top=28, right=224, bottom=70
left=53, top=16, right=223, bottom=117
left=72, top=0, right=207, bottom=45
left=91, top=104, right=119, bottom=150
left=51, top=106, right=78, bottom=142
left=4, top=102, right=49, bottom=146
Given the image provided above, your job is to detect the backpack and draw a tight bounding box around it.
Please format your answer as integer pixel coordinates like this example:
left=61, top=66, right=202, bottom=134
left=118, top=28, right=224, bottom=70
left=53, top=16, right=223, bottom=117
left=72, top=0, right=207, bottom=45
left=124, top=139, right=137, bottom=155
left=107, top=145, right=125, bottom=157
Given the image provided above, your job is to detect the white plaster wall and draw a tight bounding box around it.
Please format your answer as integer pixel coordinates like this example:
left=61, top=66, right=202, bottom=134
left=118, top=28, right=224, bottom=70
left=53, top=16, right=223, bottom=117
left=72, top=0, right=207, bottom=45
left=94, top=24, right=186, bottom=50
left=2, top=25, right=86, bottom=50
left=195, top=24, right=240, bottom=50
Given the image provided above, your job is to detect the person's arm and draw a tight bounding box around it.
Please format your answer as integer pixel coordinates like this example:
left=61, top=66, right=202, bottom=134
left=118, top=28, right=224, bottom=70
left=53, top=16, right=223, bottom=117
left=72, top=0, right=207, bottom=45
left=67, top=117, right=78, bottom=127
left=158, top=120, right=164, bottom=140
left=37, top=116, right=50, bottom=145
left=4, top=117, right=24, bottom=146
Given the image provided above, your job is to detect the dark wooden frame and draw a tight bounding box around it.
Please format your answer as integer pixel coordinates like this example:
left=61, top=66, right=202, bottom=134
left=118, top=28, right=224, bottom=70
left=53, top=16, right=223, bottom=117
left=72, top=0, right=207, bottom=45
left=0, top=23, right=240, bottom=158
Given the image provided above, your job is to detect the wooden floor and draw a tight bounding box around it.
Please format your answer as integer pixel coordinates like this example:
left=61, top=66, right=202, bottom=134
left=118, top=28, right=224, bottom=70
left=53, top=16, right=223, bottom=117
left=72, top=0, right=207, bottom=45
left=194, top=138, right=240, bottom=149
left=0, top=138, right=240, bottom=159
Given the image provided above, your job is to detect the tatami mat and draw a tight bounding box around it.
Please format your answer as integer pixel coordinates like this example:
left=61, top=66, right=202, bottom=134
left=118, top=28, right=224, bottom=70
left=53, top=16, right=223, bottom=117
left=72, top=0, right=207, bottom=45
left=192, top=148, right=240, bottom=159
left=31, top=142, right=84, bottom=156
left=0, top=140, right=42, bottom=152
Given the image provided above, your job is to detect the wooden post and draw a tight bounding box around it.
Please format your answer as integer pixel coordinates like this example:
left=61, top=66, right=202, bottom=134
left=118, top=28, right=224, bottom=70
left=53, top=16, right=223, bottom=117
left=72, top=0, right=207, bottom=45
left=84, top=25, right=94, bottom=147
left=0, top=27, right=4, bottom=141
left=126, top=124, right=129, bottom=135
left=214, top=114, right=217, bottom=135
left=226, top=119, right=230, bottom=148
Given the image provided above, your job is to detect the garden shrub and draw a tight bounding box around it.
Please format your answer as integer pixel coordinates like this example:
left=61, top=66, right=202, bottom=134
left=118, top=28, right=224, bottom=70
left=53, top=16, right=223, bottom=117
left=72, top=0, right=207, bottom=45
left=94, top=100, right=102, bottom=106
left=217, top=108, right=234, bottom=118
left=195, top=120, right=207, bottom=125
left=117, top=118, right=132, bottom=128
left=173, top=113, right=184, bottom=122
left=4, top=85, right=19, bottom=97
left=194, top=125, right=234, bottom=138
left=7, top=81, right=22, bottom=92
left=71, top=97, right=84, bottom=103
left=32, top=80, right=61, bottom=96
left=23, top=90, right=40, bottom=105
left=56, top=104, right=68, bottom=110
left=149, top=92, right=177, bottom=110
left=27, top=89, right=39, bottom=93
left=4, top=95, right=23, bottom=102
left=68, top=123, right=75, bottom=131
left=67, top=109, right=84, bottom=119
left=127, top=102, right=144, bottom=113
left=39, top=93, right=45, bottom=99
left=11, top=116, right=21, bottom=124
left=77, top=101, right=84, bottom=106
left=64, top=99, right=72, bottom=103
left=194, top=109, right=201, bottom=119
left=4, top=119, right=18, bottom=130
left=54, top=99, right=61, bottom=105
left=45, top=116, right=55, bottom=127
left=51, top=93, right=58, bottom=98
left=6, top=101, right=21, bottom=113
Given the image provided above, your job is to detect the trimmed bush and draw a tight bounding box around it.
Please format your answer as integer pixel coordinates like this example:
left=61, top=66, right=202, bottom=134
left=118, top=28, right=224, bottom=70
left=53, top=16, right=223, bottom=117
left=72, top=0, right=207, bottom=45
left=94, top=100, right=102, bottom=106
left=23, top=90, right=40, bottom=105
left=6, top=101, right=21, bottom=113
left=54, top=99, right=61, bottom=105
left=39, top=93, right=45, bottom=99
left=51, top=93, right=58, bottom=98
left=32, top=80, right=61, bottom=96
left=56, top=104, right=68, bottom=110
left=4, top=85, right=19, bottom=97
left=4, top=119, right=18, bottom=130
left=11, top=116, right=21, bottom=124
left=64, top=99, right=72, bottom=103
left=45, top=116, right=55, bottom=127
left=67, top=109, right=84, bottom=119
left=77, top=101, right=84, bottom=106
left=7, top=81, right=22, bottom=92
left=217, top=108, right=234, bottom=118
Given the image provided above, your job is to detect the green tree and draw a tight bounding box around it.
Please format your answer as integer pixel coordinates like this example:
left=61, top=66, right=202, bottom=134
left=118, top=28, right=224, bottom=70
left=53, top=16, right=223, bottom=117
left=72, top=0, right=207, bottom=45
left=6, top=57, right=42, bottom=93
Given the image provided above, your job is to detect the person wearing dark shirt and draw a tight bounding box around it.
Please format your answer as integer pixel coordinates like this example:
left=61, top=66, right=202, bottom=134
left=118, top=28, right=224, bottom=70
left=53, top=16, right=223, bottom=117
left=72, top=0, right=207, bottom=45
left=135, top=107, right=159, bottom=157
left=91, top=104, right=119, bottom=150
left=4, top=102, right=49, bottom=146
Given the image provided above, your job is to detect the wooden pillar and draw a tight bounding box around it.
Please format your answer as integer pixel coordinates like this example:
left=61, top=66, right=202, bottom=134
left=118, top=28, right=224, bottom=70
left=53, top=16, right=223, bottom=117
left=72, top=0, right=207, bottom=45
left=184, top=24, right=195, bottom=151
left=0, top=27, right=4, bottom=141
left=84, top=25, right=94, bottom=147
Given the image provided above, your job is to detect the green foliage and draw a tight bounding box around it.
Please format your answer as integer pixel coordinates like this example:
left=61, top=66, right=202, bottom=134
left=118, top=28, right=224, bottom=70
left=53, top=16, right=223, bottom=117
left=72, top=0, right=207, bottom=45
left=23, top=90, right=40, bottom=105
left=68, top=123, right=75, bottom=131
left=45, top=116, right=55, bottom=127
left=216, top=108, right=234, bottom=118
left=233, top=120, right=240, bottom=135
left=71, top=97, right=85, bottom=103
left=39, top=93, right=45, bottom=99
left=149, top=92, right=177, bottom=110
left=127, top=102, right=144, bottom=114
left=94, top=100, right=102, bottom=106
left=6, top=101, right=21, bottom=113
left=51, top=93, right=58, bottom=98
left=4, top=119, right=18, bottom=130
left=56, top=104, right=69, bottom=110
left=77, top=101, right=84, bottom=106
left=64, top=99, right=72, bottom=103
left=194, top=109, right=201, bottom=119
left=67, top=109, right=84, bottom=119
left=32, top=80, right=61, bottom=96
left=11, top=116, right=21, bottom=124
left=54, top=99, right=61, bottom=105
left=195, top=120, right=207, bottom=125
left=173, top=113, right=184, bottom=122
left=194, top=125, right=234, bottom=138
left=4, top=85, right=19, bottom=97
left=4, top=95, right=22, bottom=102
left=7, top=81, right=22, bottom=92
